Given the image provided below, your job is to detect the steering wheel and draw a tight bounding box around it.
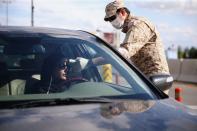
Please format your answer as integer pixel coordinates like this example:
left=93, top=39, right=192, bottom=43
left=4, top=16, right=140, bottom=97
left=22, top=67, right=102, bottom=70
left=53, top=77, right=88, bottom=92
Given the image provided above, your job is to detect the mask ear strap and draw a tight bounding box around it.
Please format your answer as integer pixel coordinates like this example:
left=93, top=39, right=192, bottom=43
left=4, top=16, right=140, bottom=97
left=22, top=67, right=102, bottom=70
left=47, top=75, right=53, bottom=94
left=65, top=60, right=71, bottom=79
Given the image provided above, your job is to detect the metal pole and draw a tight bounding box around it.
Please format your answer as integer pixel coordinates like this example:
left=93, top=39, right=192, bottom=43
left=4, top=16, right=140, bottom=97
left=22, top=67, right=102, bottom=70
left=6, top=1, right=8, bottom=25
left=2, top=0, right=11, bottom=26
left=31, top=0, right=34, bottom=26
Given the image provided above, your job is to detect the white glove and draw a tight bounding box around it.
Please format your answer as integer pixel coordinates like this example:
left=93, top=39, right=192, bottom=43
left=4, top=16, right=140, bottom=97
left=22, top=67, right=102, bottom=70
left=76, top=57, right=89, bottom=69
left=118, top=47, right=130, bottom=59
left=69, top=57, right=89, bottom=72
left=68, top=57, right=89, bottom=78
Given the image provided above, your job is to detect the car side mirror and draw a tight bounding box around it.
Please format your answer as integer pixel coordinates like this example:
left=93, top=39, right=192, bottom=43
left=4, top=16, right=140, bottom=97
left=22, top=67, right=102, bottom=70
left=149, top=74, right=173, bottom=92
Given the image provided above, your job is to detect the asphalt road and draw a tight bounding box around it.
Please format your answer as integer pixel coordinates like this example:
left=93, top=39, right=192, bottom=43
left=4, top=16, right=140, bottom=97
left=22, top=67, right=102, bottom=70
left=169, top=81, right=197, bottom=106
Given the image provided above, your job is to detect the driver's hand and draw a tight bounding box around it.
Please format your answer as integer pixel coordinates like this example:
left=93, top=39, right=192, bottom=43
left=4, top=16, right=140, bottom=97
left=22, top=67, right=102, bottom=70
left=69, top=57, right=89, bottom=73
left=76, top=57, right=89, bottom=70
left=69, top=57, right=89, bottom=70
left=68, top=57, right=89, bottom=78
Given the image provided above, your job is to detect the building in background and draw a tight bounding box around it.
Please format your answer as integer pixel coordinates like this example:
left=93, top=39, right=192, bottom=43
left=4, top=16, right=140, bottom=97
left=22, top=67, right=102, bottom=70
left=166, top=44, right=178, bottom=59
left=96, top=30, right=120, bottom=49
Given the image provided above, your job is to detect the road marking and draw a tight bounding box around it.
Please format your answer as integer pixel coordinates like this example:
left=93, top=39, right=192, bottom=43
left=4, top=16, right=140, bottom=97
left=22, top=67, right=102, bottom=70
left=188, top=105, right=197, bottom=110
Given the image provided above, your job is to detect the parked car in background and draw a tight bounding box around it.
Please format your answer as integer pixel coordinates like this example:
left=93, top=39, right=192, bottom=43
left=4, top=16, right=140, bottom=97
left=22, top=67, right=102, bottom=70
left=0, top=26, right=196, bottom=131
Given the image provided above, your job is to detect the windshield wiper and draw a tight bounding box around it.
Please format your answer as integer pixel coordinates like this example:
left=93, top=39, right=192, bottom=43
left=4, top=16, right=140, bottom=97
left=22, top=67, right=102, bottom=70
left=0, top=94, right=154, bottom=109
left=0, top=97, right=113, bottom=109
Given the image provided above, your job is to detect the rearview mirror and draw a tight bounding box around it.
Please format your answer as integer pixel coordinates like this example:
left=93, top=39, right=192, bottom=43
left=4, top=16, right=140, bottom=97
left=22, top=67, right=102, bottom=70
left=149, top=74, right=173, bottom=92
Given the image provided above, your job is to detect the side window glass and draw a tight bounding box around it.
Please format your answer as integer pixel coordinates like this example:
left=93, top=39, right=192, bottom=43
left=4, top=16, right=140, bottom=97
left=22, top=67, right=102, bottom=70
left=96, top=64, right=130, bottom=87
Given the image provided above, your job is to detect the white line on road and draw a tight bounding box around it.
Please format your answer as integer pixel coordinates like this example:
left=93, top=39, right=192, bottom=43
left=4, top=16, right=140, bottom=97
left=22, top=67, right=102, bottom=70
left=188, top=105, right=197, bottom=110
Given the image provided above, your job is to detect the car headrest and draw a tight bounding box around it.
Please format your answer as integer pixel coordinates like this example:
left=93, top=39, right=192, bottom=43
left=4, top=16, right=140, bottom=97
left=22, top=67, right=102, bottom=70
left=20, top=59, right=36, bottom=69
left=0, top=62, right=8, bottom=75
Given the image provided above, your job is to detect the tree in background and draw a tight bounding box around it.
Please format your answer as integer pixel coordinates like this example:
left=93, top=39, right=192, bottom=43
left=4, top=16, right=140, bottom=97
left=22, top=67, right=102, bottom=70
left=188, top=47, right=197, bottom=59
left=183, top=48, right=189, bottom=58
left=178, top=46, right=197, bottom=59
left=178, top=46, right=184, bottom=59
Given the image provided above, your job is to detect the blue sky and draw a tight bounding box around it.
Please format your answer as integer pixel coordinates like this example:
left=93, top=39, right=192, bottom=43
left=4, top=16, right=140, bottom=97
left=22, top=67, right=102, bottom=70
left=0, top=0, right=197, bottom=49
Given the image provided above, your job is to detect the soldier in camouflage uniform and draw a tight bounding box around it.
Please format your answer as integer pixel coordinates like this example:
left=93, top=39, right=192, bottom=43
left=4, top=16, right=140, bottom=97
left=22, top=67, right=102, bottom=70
left=104, top=1, right=171, bottom=94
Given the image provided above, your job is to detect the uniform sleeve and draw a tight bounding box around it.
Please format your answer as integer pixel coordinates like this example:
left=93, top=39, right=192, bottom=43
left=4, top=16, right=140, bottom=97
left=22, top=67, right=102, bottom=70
left=121, top=22, right=153, bottom=57
left=118, top=47, right=130, bottom=59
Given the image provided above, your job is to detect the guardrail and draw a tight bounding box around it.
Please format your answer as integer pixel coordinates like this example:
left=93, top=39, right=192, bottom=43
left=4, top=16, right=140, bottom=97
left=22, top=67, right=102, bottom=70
left=168, top=59, right=197, bottom=83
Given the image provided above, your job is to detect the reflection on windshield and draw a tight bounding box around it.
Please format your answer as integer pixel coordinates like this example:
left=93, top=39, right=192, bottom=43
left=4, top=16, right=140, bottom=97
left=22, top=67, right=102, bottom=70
left=100, top=100, right=155, bottom=119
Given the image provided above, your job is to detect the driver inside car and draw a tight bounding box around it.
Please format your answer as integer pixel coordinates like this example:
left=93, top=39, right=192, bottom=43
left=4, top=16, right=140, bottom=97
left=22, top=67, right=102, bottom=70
left=31, top=54, right=89, bottom=94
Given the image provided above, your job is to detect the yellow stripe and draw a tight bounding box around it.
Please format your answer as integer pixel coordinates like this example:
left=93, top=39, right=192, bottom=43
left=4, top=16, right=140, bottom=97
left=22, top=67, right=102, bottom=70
left=102, top=64, right=112, bottom=82
left=103, top=74, right=112, bottom=79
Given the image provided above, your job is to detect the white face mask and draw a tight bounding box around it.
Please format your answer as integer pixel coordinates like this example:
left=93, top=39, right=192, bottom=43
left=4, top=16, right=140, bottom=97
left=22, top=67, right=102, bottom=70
left=110, top=15, right=124, bottom=29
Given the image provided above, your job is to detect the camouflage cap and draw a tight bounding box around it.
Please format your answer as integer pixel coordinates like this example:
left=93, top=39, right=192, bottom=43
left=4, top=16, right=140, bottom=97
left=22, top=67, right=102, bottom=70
left=104, top=1, right=124, bottom=21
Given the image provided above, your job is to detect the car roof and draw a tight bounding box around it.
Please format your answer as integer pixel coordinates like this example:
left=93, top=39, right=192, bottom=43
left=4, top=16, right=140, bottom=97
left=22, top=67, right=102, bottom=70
left=0, top=26, right=96, bottom=40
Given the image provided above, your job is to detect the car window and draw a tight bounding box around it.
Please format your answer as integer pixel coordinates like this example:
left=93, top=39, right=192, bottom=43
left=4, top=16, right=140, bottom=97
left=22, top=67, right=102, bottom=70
left=84, top=44, right=130, bottom=87
left=0, top=34, right=155, bottom=101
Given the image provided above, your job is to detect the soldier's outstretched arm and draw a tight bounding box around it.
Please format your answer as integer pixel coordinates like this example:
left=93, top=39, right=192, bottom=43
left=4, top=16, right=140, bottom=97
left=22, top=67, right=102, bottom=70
left=120, top=22, right=153, bottom=57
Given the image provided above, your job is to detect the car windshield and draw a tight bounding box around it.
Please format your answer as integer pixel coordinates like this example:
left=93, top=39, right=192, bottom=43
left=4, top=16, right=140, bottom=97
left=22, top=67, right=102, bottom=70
left=0, top=31, right=156, bottom=102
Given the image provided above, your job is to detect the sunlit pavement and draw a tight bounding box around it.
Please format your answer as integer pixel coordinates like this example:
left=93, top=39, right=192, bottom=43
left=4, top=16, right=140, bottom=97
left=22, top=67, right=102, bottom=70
left=169, top=81, right=197, bottom=107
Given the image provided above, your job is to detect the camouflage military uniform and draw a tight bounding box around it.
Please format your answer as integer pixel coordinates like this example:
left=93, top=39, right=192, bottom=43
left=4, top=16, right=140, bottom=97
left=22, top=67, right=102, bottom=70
left=121, top=15, right=170, bottom=76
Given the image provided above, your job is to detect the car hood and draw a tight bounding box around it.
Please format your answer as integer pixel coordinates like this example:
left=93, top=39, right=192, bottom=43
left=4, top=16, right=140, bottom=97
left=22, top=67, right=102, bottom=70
left=0, top=98, right=197, bottom=131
